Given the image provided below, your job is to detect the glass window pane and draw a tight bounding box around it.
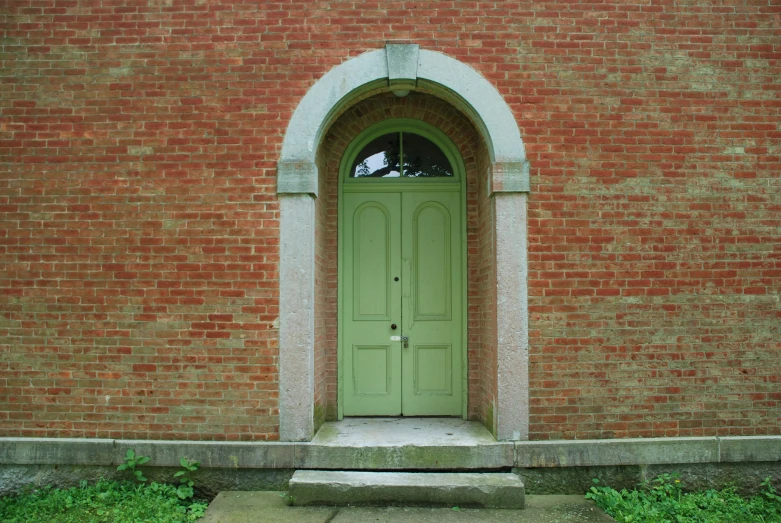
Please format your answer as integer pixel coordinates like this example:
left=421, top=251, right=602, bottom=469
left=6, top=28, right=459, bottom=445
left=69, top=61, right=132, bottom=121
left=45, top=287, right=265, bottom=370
left=402, top=133, right=453, bottom=177
left=350, top=133, right=401, bottom=178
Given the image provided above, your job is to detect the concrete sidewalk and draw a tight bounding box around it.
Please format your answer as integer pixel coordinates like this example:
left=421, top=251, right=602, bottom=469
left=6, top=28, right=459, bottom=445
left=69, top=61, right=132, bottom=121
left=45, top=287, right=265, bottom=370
left=199, top=491, right=615, bottom=522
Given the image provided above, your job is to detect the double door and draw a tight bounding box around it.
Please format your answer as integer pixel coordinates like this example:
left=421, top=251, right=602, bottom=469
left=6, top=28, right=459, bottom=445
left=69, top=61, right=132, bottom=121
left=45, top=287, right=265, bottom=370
left=342, top=191, right=463, bottom=416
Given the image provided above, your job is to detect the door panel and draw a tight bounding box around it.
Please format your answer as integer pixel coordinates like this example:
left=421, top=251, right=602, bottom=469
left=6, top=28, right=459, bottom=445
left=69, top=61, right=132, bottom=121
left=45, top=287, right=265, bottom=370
left=412, top=202, right=451, bottom=320
left=343, top=191, right=462, bottom=416
left=343, top=193, right=402, bottom=416
left=353, top=203, right=392, bottom=320
left=353, top=345, right=393, bottom=395
left=401, top=191, right=462, bottom=416
left=413, top=344, right=452, bottom=395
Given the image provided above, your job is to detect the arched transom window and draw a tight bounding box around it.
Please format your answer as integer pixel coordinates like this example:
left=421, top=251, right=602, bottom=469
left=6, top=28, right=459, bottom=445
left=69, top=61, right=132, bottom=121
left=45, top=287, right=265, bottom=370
left=342, top=119, right=462, bottom=183
left=350, top=132, right=453, bottom=178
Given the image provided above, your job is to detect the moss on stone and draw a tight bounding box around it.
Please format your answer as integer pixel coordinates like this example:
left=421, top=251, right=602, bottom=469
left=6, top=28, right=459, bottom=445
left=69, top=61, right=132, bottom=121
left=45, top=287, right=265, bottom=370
left=484, top=403, right=496, bottom=438
left=313, top=403, right=326, bottom=433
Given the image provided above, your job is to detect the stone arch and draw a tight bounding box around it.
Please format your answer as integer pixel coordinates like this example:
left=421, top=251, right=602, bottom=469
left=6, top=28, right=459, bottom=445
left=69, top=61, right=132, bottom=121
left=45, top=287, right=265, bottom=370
left=277, top=45, right=529, bottom=195
left=277, top=45, right=529, bottom=442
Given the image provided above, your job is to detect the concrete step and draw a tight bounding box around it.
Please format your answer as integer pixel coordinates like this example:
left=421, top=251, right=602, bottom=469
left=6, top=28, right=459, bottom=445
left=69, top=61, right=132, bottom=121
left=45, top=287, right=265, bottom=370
left=306, top=419, right=512, bottom=470
left=288, top=470, right=525, bottom=509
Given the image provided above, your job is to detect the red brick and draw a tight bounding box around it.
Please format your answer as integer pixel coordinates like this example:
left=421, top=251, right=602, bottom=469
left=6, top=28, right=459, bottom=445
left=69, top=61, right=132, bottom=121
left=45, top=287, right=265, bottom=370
left=0, top=0, right=777, bottom=442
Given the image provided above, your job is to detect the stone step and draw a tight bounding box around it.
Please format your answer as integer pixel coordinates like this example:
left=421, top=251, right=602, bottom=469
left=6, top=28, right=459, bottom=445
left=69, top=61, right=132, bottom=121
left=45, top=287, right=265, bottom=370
left=288, top=470, right=525, bottom=509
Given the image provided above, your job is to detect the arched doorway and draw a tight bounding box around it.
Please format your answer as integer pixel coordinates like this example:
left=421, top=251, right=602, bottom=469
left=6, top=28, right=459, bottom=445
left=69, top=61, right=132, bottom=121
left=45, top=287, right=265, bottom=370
left=338, top=120, right=467, bottom=417
left=277, top=44, right=530, bottom=442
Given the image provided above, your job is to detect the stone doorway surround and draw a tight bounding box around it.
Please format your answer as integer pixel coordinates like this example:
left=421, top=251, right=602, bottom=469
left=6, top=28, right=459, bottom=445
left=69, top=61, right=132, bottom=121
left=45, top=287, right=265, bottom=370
left=277, top=44, right=530, bottom=442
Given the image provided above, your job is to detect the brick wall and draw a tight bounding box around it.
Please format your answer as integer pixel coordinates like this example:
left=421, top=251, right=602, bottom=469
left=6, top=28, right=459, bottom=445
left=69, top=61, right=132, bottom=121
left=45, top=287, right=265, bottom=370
left=1, top=1, right=778, bottom=440
left=313, top=144, right=328, bottom=430
left=474, top=139, right=499, bottom=433
left=518, top=1, right=781, bottom=438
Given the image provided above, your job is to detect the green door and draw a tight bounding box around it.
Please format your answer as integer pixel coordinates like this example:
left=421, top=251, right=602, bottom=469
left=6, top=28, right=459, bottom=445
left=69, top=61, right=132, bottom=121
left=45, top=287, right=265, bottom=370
left=343, top=190, right=463, bottom=416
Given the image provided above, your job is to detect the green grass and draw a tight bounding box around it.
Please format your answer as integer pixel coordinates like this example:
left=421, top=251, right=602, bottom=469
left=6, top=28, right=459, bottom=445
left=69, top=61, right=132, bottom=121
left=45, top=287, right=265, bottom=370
left=586, top=473, right=781, bottom=523
left=0, top=479, right=208, bottom=523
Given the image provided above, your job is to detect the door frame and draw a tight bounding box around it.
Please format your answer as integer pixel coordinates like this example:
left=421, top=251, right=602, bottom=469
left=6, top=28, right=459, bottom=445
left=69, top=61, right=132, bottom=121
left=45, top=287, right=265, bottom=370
left=337, top=119, right=468, bottom=420
left=278, top=45, right=530, bottom=442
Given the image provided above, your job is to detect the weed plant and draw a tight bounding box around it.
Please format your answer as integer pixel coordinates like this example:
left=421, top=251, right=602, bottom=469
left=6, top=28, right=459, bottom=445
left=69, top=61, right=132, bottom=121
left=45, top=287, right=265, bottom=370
left=0, top=479, right=207, bottom=523
left=586, top=473, right=781, bottom=523
left=173, top=457, right=201, bottom=501
left=116, top=449, right=150, bottom=483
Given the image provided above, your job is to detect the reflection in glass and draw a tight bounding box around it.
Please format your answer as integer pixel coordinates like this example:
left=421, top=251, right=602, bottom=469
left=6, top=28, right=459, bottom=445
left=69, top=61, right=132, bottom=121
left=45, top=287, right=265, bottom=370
left=351, top=133, right=401, bottom=178
left=402, top=133, right=453, bottom=177
left=349, top=130, right=454, bottom=178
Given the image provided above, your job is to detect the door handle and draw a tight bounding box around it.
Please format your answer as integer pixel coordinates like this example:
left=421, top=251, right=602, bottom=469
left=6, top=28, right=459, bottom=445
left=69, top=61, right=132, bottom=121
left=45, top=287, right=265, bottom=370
left=401, top=336, right=409, bottom=349
left=391, top=323, right=397, bottom=330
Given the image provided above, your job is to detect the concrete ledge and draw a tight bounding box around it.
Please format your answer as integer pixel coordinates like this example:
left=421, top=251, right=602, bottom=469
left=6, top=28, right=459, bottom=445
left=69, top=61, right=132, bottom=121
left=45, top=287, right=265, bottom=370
left=0, top=438, right=302, bottom=469
left=114, top=440, right=300, bottom=469
left=515, top=437, right=720, bottom=468
left=720, top=436, right=781, bottom=463
left=0, top=438, right=115, bottom=466
left=1, top=436, right=779, bottom=471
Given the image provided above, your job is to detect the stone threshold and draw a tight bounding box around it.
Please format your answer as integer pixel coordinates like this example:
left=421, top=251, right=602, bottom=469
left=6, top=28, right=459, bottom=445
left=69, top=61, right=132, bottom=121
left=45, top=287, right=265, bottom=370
left=1, top=429, right=779, bottom=470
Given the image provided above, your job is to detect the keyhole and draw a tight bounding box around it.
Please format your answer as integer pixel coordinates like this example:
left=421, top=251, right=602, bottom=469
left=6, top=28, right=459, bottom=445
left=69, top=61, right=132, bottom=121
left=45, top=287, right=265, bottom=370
left=394, top=277, right=399, bottom=282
